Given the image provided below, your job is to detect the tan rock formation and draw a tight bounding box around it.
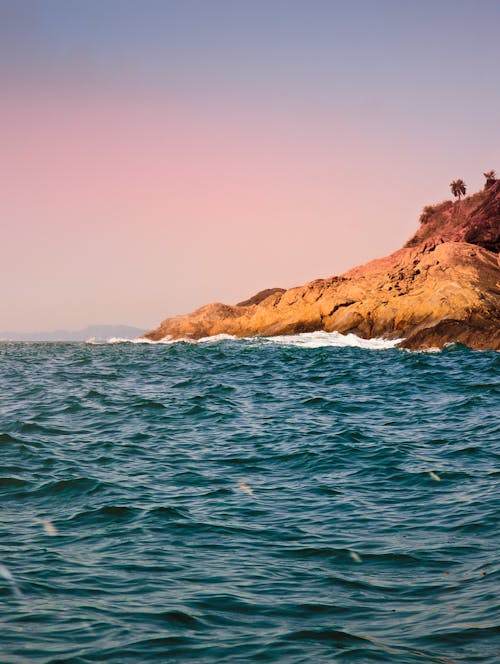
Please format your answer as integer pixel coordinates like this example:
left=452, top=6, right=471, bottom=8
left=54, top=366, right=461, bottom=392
left=145, top=181, right=500, bottom=350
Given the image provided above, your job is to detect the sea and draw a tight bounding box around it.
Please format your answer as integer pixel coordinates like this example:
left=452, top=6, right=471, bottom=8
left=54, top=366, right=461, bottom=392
left=0, top=333, right=498, bottom=663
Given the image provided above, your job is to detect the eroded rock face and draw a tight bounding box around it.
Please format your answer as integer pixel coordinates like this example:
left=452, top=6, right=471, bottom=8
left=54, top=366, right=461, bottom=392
left=236, top=288, right=286, bottom=307
left=400, top=317, right=500, bottom=351
left=145, top=182, right=500, bottom=350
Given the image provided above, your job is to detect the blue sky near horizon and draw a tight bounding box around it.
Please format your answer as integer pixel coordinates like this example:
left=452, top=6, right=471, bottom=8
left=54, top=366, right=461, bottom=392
left=1, top=0, right=499, bottom=330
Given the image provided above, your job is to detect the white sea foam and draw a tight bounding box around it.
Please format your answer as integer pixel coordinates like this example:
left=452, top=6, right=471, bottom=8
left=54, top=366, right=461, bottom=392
left=263, top=330, right=402, bottom=349
left=86, top=336, right=167, bottom=345
left=197, top=334, right=238, bottom=344
left=106, top=336, right=157, bottom=344
left=88, top=330, right=401, bottom=350
left=89, top=333, right=239, bottom=345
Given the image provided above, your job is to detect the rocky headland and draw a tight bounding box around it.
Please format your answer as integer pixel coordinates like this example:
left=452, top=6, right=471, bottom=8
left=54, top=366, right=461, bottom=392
left=145, top=180, right=500, bottom=350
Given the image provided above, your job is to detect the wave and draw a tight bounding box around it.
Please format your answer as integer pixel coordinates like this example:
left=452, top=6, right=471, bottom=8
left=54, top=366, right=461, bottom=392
left=264, top=330, right=403, bottom=349
left=1, top=340, right=498, bottom=662
left=87, top=334, right=227, bottom=345
left=86, top=336, right=157, bottom=345
left=89, top=331, right=401, bottom=350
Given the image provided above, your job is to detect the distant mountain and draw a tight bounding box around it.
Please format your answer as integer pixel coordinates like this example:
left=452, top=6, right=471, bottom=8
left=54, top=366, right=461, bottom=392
left=0, top=325, right=145, bottom=342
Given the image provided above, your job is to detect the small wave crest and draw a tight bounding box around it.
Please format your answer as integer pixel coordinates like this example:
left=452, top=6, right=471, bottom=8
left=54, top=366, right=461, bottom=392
left=86, top=335, right=236, bottom=345
left=86, top=336, right=156, bottom=345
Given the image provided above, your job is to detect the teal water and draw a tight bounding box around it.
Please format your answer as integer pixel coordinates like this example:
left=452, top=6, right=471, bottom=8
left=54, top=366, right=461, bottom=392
left=0, top=335, right=499, bottom=663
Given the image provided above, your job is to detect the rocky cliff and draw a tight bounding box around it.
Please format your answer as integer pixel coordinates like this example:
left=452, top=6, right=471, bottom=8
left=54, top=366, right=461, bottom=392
left=145, top=181, right=500, bottom=350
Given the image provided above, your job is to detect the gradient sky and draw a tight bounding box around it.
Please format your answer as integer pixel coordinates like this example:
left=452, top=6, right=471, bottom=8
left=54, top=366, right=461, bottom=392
left=1, top=0, right=499, bottom=331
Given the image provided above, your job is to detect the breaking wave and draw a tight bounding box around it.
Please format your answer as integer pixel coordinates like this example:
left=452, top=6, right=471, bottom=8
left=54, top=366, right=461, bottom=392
left=90, top=330, right=402, bottom=350
left=263, top=330, right=402, bottom=349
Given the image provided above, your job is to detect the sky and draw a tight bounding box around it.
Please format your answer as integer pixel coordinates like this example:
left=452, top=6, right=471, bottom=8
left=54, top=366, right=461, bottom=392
left=1, top=0, right=499, bottom=331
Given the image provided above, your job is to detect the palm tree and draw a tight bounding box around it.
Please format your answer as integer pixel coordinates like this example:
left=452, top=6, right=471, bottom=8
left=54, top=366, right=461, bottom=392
left=483, top=170, right=496, bottom=189
left=450, top=179, right=466, bottom=201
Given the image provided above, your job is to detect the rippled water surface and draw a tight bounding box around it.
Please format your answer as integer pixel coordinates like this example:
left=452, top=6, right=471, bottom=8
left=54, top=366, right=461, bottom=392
left=0, top=336, right=498, bottom=663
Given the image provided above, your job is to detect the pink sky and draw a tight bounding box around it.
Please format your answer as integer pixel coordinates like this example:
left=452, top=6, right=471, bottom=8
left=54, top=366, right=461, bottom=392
left=1, top=2, right=499, bottom=332
left=1, top=85, right=411, bottom=330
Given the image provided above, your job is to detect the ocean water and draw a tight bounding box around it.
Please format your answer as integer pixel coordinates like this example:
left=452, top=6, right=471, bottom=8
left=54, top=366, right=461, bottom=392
left=0, top=334, right=498, bottom=663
